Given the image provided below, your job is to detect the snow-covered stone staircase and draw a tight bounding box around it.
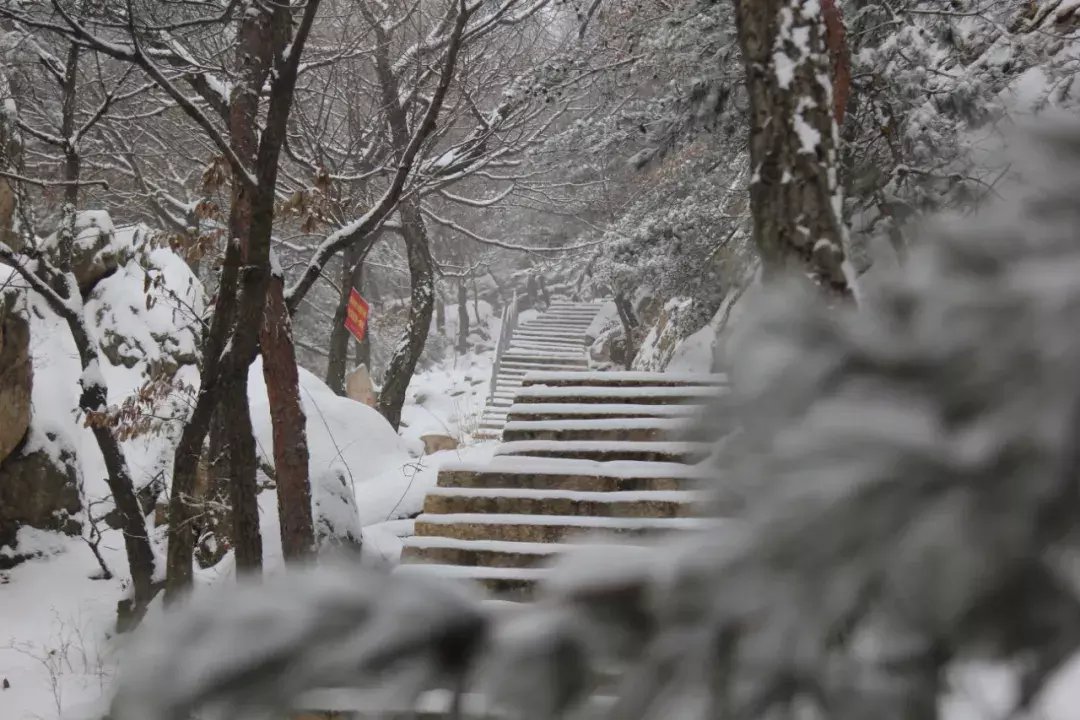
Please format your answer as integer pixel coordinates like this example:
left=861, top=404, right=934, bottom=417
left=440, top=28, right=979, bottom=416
left=474, top=301, right=605, bottom=438
left=400, top=371, right=727, bottom=600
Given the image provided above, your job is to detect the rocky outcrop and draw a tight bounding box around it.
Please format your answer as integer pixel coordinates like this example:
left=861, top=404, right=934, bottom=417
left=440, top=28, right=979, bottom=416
left=633, top=297, right=697, bottom=371
left=0, top=437, right=82, bottom=566
left=0, top=294, right=31, bottom=465
left=43, top=211, right=127, bottom=293
left=67, top=212, right=125, bottom=292
left=420, top=434, right=459, bottom=454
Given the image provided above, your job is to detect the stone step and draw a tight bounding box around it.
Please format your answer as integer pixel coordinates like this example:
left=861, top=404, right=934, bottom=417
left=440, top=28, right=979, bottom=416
left=524, top=318, right=595, bottom=325
left=436, top=456, right=709, bottom=492
left=507, top=344, right=585, bottom=355
left=495, top=440, right=713, bottom=463
left=518, top=319, right=594, bottom=328
left=520, top=371, right=728, bottom=388
left=510, top=339, right=585, bottom=348
left=514, top=327, right=590, bottom=336
left=503, top=351, right=585, bottom=362
left=412, top=512, right=715, bottom=543
left=401, top=537, right=566, bottom=568
left=501, top=356, right=586, bottom=364
left=500, top=417, right=689, bottom=442
left=500, top=363, right=587, bottom=373
left=422, top=487, right=702, bottom=519
left=494, top=367, right=587, bottom=377
left=513, top=384, right=724, bottom=405
left=546, top=302, right=605, bottom=308
left=529, top=306, right=600, bottom=313
left=517, top=324, right=593, bottom=333
left=509, top=337, right=585, bottom=346
left=529, top=308, right=600, bottom=315
left=400, top=540, right=666, bottom=584
left=520, top=319, right=594, bottom=326
left=506, top=402, right=701, bottom=422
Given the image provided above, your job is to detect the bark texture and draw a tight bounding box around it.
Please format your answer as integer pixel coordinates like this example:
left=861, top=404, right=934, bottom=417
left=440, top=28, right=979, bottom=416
left=733, top=0, right=850, bottom=297
left=378, top=199, right=435, bottom=430
left=166, top=0, right=321, bottom=600
left=457, top=278, right=469, bottom=354
left=225, top=379, right=262, bottom=570
left=262, top=274, right=314, bottom=559
left=822, top=0, right=850, bottom=124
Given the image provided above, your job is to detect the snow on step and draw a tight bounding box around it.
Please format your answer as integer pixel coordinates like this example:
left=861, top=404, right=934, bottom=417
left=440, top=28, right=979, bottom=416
left=513, top=383, right=724, bottom=404
left=440, top=455, right=713, bottom=480
left=517, top=323, right=593, bottom=331
left=404, top=536, right=567, bottom=555
left=503, top=352, right=586, bottom=363
left=426, top=487, right=705, bottom=502
left=506, top=402, right=701, bottom=420
left=503, top=417, right=692, bottom=432
left=495, top=439, right=713, bottom=462
left=411, top=512, right=717, bottom=545
left=514, top=330, right=589, bottom=339
left=415, top=512, right=714, bottom=529
left=521, top=370, right=729, bottom=387
left=501, top=416, right=692, bottom=442
left=422, top=486, right=704, bottom=516
left=500, top=363, right=587, bottom=372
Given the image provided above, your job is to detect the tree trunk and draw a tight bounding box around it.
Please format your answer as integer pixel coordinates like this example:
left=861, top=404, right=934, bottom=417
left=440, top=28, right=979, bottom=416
left=261, top=274, right=314, bottom=559
left=435, top=296, right=446, bottom=335
left=166, top=238, right=241, bottom=602
left=732, top=0, right=850, bottom=298
left=822, top=0, right=850, bottom=125
left=457, top=277, right=469, bottom=355
left=614, top=292, right=638, bottom=371
left=83, top=385, right=156, bottom=614
left=471, top=275, right=480, bottom=323
left=166, top=0, right=321, bottom=598
left=326, top=248, right=357, bottom=395
left=538, top=274, right=551, bottom=307
left=378, top=199, right=435, bottom=430
left=60, top=44, right=80, bottom=210
left=49, top=45, right=158, bottom=616
left=199, top=0, right=277, bottom=582
left=225, top=378, right=262, bottom=570
left=325, top=281, right=352, bottom=395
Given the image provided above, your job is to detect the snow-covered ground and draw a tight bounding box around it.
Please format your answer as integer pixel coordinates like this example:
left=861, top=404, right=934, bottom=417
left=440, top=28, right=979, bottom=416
left=0, top=237, right=511, bottom=718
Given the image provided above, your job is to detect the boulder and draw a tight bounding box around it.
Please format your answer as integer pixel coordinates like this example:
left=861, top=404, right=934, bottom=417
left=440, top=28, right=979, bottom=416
left=0, top=438, right=82, bottom=566
left=420, top=434, right=459, bottom=455
left=345, top=364, right=377, bottom=407
left=45, top=211, right=126, bottom=293
left=0, top=295, right=31, bottom=465
left=588, top=325, right=627, bottom=368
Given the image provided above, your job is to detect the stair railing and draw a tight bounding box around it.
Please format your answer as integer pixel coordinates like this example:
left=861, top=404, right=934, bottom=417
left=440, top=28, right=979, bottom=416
left=490, top=290, right=520, bottom=401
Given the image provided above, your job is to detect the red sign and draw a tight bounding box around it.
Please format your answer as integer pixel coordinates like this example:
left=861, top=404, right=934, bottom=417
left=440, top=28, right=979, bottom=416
left=344, top=288, right=370, bottom=342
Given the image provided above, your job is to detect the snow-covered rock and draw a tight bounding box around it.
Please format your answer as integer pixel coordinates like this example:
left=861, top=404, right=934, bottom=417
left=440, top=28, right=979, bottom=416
left=0, top=218, right=203, bottom=566
left=41, top=210, right=130, bottom=292
left=0, top=285, right=31, bottom=464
